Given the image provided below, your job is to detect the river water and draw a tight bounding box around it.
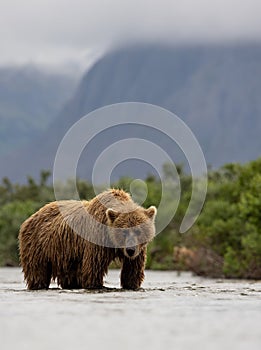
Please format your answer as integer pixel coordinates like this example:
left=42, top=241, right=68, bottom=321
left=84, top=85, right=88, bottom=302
left=0, top=268, right=260, bottom=350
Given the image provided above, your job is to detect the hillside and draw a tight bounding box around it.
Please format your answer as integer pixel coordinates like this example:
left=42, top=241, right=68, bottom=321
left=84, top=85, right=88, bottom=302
left=0, top=65, right=78, bottom=157
left=1, top=44, right=261, bottom=182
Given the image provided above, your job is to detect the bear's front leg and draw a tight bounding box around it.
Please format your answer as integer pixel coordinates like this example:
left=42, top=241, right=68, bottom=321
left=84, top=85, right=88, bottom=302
left=120, top=249, right=146, bottom=290
left=81, top=263, right=105, bottom=289
left=81, top=247, right=110, bottom=289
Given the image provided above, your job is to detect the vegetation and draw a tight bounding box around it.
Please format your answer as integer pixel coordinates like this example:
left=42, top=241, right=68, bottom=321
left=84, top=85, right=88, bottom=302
left=183, top=160, right=261, bottom=278
left=0, top=159, right=260, bottom=279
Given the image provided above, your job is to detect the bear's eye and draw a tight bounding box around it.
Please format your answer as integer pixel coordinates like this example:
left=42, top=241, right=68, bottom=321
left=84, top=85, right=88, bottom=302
left=134, top=229, right=141, bottom=236
left=122, top=229, right=129, bottom=237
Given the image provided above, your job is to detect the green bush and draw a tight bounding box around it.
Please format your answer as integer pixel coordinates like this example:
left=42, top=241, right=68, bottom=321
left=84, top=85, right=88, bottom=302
left=0, top=159, right=260, bottom=278
left=0, top=200, right=39, bottom=266
left=190, top=159, right=261, bottom=278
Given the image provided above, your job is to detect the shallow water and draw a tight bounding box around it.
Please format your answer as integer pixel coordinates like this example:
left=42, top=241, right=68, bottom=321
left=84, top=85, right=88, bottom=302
left=0, top=268, right=260, bottom=350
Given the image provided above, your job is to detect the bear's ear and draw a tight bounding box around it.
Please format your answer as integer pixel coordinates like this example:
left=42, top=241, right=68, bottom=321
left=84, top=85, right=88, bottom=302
left=145, top=206, right=157, bottom=220
left=106, top=208, right=120, bottom=224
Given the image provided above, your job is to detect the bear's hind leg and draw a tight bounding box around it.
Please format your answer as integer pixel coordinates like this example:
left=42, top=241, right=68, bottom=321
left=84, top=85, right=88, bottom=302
left=26, top=262, right=52, bottom=290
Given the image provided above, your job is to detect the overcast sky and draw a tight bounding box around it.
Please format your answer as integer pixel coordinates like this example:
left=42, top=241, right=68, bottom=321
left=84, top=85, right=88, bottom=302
left=0, top=0, right=261, bottom=67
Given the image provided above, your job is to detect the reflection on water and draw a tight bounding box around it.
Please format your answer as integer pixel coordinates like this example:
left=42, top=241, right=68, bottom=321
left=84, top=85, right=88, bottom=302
left=0, top=268, right=260, bottom=350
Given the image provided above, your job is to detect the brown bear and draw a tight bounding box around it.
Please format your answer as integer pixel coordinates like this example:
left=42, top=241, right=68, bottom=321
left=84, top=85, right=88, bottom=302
left=19, top=189, right=157, bottom=290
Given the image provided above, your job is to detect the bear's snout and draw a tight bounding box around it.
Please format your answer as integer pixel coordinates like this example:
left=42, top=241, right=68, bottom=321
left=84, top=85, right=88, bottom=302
left=124, top=245, right=139, bottom=259
left=126, top=247, right=136, bottom=257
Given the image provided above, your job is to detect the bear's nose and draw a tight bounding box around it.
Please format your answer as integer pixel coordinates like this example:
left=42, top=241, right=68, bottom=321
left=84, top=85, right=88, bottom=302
left=126, top=247, right=136, bottom=257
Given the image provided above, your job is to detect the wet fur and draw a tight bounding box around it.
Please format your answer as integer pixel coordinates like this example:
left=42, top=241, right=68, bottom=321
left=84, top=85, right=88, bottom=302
left=19, top=189, right=155, bottom=290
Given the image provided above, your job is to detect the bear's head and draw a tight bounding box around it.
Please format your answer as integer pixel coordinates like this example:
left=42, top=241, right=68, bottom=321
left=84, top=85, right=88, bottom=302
left=106, top=206, right=157, bottom=259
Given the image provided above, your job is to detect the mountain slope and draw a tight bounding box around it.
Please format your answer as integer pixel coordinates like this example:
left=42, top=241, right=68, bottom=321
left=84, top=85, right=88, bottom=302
left=0, top=65, right=78, bottom=156
left=2, top=44, right=261, bottom=182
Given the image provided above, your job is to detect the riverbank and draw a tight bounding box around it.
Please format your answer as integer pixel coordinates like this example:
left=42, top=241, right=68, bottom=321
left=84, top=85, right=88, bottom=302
left=0, top=268, right=260, bottom=350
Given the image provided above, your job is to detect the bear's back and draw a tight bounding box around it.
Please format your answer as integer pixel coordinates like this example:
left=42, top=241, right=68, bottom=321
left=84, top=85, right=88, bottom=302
left=88, top=189, right=136, bottom=216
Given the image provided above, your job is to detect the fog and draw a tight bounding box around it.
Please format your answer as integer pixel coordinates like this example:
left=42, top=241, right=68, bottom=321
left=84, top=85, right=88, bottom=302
left=0, top=0, right=261, bottom=65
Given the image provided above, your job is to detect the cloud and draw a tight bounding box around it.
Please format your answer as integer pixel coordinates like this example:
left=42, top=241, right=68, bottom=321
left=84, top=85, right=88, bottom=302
left=0, top=0, right=261, bottom=65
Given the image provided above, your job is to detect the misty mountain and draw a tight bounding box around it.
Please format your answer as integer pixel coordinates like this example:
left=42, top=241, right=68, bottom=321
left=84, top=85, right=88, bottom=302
left=0, top=65, right=78, bottom=157
left=1, top=44, right=261, bottom=182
